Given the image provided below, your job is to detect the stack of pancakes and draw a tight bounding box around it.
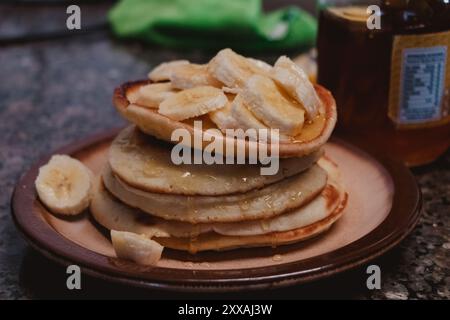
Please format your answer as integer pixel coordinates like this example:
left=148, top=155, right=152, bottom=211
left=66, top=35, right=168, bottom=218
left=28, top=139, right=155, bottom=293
left=91, top=125, right=347, bottom=253
left=90, top=50, right=347, bottom=255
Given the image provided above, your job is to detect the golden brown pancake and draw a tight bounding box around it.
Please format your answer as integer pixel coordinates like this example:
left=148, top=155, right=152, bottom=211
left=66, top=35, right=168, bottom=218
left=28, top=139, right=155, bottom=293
left=102, top=163, right=327, bottom=223
left=109, top=126, right=323, bottom=196
left=113, top=80, right=337, bottom=158
left=155, top=200, right=346, bottom=253
left=90, top=176, right=347, bottom=252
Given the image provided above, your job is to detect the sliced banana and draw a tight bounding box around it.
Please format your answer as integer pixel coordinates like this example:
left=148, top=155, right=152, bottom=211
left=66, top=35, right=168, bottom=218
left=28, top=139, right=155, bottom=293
left=241, top=74, right=305, bottom=136
left=231, top=94, right=269, bottom=131
left=293, top=49, right=317, bottom=83
left=272, top=56, right=323, bottom=119
left=35, top=154, right=93, bottom=215
left=127, top=82, right=176, bottom=109
left=170, top=63, right=222, bottom=89
left=148, top=60, right=189, bottom=82
left=208, top=101, right=240, bottom=132
left=222, top=86, right=242, bottom=95
left=247, top=57, right=272, bottom=73
left=230, top=94, right=292, bottom=142
left=111, top=230, right=164, bottom=266
left=158, top=85, right=227, bottom=121
left=208, top=48, right=270, bottom=88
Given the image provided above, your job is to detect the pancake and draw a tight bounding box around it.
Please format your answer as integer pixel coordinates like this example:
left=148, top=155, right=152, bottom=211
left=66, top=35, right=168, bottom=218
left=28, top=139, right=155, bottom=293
left=102, top=163, right=327, bottom=223
left=155, top=200, right=346, bottom=253
left=92, top=175, right=345, bottom=238
left=109, top=126, right=323, bottom=196
left=113, top=80, right=337, bottom=158
left=212, top=183, right=344, bottom=236
left=91, top=178, right=171, bottom=239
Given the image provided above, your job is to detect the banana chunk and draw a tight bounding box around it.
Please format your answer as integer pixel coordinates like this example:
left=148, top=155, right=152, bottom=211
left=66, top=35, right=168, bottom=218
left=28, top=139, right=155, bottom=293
left=231, top=94, right=269, bottom=131
left=272, top=56, right=323, bottom=119
left=241, top=74, right=305, bottom=136
left=231, top=94, right=293, bottom=142
left=148, top=60, right=189, bottom=82
left=209, top=101, right=240, bottom=132
left=208, top=48, right=270, bottom=88
left=170, top=63, right=222, bottom=89
left=111, top=230, right=164, bottom=266
left=247, top=57, right=272, bottom=73
left=222, top=86, right=242, bottom=95
left=159, top=86, right=227, bottom=121
left=127, top=82, right=176, bottom=108
left=35, top=154, right=93, bottom=215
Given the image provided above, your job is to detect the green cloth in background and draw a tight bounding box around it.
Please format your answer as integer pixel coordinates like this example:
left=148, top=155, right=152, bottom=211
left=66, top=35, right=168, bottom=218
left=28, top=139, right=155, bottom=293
left=108, top=0, right=317, bottom=51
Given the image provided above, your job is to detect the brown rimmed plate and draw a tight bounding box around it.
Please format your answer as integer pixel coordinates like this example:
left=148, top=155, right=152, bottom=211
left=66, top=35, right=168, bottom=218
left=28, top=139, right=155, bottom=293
left=11, top=128, right=421, bottom=292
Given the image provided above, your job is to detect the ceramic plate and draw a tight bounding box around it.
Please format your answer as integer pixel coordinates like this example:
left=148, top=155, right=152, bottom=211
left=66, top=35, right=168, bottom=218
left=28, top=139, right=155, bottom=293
left=11, top=128, right=422, bottom=292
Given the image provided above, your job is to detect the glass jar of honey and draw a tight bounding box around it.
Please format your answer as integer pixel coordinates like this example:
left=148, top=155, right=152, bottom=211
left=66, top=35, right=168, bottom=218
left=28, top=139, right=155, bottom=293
left=317, top=0, right=450, bottom=166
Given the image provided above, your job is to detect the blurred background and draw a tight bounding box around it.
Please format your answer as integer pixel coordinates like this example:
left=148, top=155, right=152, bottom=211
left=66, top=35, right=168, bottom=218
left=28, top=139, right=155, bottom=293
left=0, top=0, right=448, bottom=299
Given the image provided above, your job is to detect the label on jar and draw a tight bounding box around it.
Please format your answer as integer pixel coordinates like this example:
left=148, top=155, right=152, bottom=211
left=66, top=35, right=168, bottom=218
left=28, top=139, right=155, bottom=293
left=388, top=30, right=450, bottom=129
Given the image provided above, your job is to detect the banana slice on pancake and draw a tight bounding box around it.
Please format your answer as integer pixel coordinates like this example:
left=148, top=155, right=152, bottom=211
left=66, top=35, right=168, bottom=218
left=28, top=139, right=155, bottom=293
left=170, top=63, right=222, bottom=89
left=149, top=60, right=223, bottom=89
left=127, top=82, right=176, bottom=109
left=247, top=57, right=272, bottom=73
left=208, top=101, right=240, bottom=132
left=35, top=154, right=93, bottom=216
left=210, top=97, right=291, bottom=141
left=208, top=48, right=270, bottom=88
left=148, top=60, right=189, bottom=82
left=272, top=56, right=323, bottom=119
left=222, top=86, right=242, bottom=95
left=159, top=86, right=227, bottom=121
left=231, top=94, right=269, bottom=130
left=240, top=75, right=305, bottom=136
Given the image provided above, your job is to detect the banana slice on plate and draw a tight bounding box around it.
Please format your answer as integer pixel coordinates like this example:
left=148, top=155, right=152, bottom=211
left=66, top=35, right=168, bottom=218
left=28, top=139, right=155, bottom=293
left=241, top=74, right=305, bottom=136
left=159, top=85, right=227, bottom=121
left=127, top=82, right=176, bottom=109
left=170, top=63, right=222, bottom=89
left=208, top=48, right=270, bottom=88
left=148, top=60, right=189, bottom=82
left=111, top=230, right=164, bottom=266
left=272, top=56, right=323, bottom=119
left=35, top=154, right=93, bottom=215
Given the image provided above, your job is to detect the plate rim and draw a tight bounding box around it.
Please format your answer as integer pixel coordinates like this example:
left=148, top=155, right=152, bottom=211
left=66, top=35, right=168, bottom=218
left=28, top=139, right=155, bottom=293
left=11, top=128, right=422, bottom=292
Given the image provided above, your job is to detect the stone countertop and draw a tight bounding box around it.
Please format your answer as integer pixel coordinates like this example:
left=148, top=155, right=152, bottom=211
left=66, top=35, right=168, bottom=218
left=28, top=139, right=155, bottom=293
left=0, top=27, right=449, bottom=300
